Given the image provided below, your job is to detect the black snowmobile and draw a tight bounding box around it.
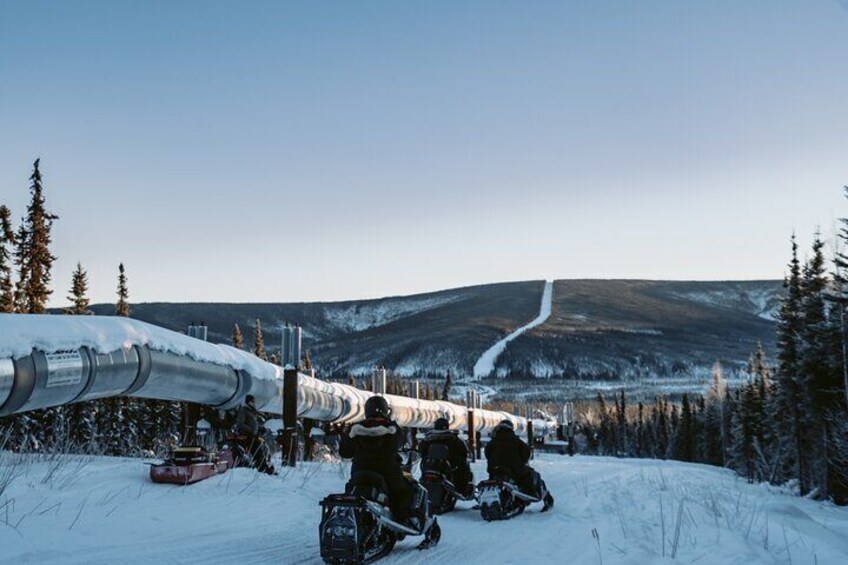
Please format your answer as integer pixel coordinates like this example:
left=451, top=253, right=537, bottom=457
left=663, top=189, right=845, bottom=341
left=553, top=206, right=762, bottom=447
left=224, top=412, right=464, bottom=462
left=420, top=443, right=475, bottom=514
left=477, top=466, right=553, bottom=521
left=319, top=471, right=441, bottom=564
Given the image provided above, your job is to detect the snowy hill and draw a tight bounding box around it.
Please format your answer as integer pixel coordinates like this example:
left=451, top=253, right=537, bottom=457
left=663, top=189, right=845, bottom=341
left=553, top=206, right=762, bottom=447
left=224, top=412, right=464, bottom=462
left=498, top=280, right=781, bottom=381
left=1, top=452, right=845, bottom=564
left=83, top=279, right=782, bottom=383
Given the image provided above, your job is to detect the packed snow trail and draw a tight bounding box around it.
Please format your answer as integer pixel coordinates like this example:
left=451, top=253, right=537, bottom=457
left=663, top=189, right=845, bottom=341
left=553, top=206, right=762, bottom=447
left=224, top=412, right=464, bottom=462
left=473, top=280, right=553, bottom=378
left=2, top=452, right=847, bottom=564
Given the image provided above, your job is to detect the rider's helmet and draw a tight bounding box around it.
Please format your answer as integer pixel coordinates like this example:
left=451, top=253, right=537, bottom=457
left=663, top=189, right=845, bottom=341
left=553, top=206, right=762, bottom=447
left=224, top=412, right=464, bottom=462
left=364, top=395, right=391, bottom=419
left=498, top=419, right=515, bottom=430
left=434, top=417, right=450, bottom=431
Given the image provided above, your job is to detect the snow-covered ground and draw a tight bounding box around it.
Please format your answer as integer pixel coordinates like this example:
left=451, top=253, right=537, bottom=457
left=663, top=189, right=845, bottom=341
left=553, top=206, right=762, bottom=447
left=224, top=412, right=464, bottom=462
left=473, top=281, right=554, bottom=379
left=2, top=451, right=845, bottom=564
left=323, top=294, right=467, bottom=334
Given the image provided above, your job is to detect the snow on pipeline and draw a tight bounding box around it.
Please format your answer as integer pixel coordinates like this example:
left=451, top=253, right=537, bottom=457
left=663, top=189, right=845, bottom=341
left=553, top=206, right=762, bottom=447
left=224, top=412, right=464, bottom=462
left=0, top=314, right=283, bottom=381
left=473, top=280, right=553, bottom=379
left=1, top=453, right=846, bottom=564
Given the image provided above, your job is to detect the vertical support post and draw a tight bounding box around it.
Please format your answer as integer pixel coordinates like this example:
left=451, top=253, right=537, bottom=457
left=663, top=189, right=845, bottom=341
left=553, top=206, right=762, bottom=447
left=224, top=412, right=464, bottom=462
left=472, top=390, right=482, bottom=459
left=476, top=429, right=482, bottom=461
left=467, top=407, right=476, bottom=463
left=372, top=367, right=386, bottom=395
left=282, top=367, right=299, bottom=467
left=410, top=381, right=420, bottom=451
left=527, top=419, right=534, bottom=460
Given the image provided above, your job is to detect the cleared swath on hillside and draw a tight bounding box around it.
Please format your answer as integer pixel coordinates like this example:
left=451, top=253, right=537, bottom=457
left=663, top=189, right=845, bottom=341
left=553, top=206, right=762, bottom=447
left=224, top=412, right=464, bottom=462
left=497, top=280, right=782, bottom=379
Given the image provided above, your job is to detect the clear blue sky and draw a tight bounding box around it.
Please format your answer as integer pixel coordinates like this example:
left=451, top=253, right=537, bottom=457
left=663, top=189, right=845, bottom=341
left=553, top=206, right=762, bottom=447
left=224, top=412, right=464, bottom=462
left=1, top=1, right=847, bottom=305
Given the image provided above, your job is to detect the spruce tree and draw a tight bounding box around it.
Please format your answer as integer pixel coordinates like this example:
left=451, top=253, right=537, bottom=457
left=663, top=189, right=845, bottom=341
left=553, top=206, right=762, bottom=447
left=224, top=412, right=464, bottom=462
left=828, top=191, right=848, bottom=502
left=66, top=262, right=92, bottom=315
left=0, top=205, right=15, bottom=312
left=442, top=370, right=452, bottom=401
left=15, top=159, right=58, bottom=313
left=13, top=221, right=28, bottom=312
left=671, top=394, right=694, bottom=462
left=730, top=381, right=759, bottom=481
left=62, top=269, right=97, bottom=450
left=703, top=362, right=727, bottom=466
left=799, top=234, right=831, bottom=497
left=116, top=263, right=129, bottom=317
left=617, top=390, right=628, bottom=456
left=253, top=318, right=267, bottom=361
left=775, top=235, right=807, bottom=491
left=232, top=323, right=244, bottom=349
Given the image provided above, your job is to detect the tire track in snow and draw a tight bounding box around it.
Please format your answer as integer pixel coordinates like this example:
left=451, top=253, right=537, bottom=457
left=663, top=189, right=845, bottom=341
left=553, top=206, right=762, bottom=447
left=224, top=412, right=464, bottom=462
left=472, top=280, right=553, bottom=379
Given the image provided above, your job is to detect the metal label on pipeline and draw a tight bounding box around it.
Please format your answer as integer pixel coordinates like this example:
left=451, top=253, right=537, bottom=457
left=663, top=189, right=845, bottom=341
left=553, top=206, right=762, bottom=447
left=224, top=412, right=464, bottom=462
left=45, top=350, right=83, bottom=388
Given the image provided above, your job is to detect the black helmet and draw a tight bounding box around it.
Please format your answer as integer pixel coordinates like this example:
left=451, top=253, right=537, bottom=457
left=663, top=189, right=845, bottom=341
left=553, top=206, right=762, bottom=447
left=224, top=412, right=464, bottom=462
left=434, top=417, right=449, bottom=431
left=245, top=394, right=256, bottom=404
left=498, top=419, right=514, bottom=431
left=364, top=396, right=391, bottom=419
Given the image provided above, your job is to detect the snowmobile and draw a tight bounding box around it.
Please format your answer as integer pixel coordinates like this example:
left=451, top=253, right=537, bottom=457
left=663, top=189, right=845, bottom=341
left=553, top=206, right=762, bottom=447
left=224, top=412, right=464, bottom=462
left=149, top=445, right=230, bottom=485
left=420, top=443, right=475, bottom=514
left=221, top=430, right=275, bottom=475
left=477, top=466, right=553, bottom=521
left=319, top=471, right=441, bottom=564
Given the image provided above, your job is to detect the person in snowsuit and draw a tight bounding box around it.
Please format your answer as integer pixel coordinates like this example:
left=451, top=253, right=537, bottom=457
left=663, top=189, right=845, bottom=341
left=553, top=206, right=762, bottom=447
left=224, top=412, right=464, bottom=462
left=418, top=417, right=474, bottom=497
left=339, top=396, right=416, bottom=525
left=484, top=419, right=554, bottom=511
left=235, top=394, right=274, bottom=474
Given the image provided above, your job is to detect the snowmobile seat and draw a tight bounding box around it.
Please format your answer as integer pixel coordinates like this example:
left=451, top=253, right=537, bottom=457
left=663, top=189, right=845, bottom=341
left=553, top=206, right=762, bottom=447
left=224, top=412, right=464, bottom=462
left=422, top=443, right=452, bottom=476
left=346, top=471, right=390, bottom=506
left=171, top=446, right=210, bottom=466
left=426, top=443, right=449, bottom=461
left=488, top=466, right=515, bottom=483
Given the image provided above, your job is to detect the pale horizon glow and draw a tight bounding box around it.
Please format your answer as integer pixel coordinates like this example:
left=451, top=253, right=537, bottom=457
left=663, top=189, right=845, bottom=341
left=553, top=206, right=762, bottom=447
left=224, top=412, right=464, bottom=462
left=1, top=1, right=847, bottom=306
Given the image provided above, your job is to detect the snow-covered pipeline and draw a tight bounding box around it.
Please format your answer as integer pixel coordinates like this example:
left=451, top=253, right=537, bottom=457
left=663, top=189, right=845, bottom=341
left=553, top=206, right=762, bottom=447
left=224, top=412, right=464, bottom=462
left=0, top=315, right=529, bottom=433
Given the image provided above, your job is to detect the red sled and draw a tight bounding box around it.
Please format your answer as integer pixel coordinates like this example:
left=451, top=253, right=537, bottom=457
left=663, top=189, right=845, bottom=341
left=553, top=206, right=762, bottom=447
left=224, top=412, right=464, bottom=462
left=149, top=446, right=232, bottom=485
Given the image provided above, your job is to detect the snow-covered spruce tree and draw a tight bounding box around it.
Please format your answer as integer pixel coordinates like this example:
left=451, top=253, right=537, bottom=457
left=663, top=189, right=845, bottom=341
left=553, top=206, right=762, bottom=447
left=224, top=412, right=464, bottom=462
left=747, top=343, right=776, bottom=481
left=616, top=390, right=628, bottom=456
left=799, top=235, right=831, bottom=498
left=774, top=236, right=807, bottom=490
left=5, top=162, right=61, bottom=450
left=594, top=393, right=616, bottom=455
left=0, top=203, right=29, bottom=444
left=65, top=262, right=92, bottom=315
left=653, top=397, right=670, bottom=459
left=442, top=370, right=452, bottom=402
left=15, top=159, right=58, bottom=313
left=116, top=262, right=129, bottom=317
left=0, top=205, right=15, bottom=312
left=99, top=397, right=128, bottom=455
left=232, top=323, right=244, bottom=349
left=633, top=402, right=644, bottom=457
left=702, top=361, right=728, bottom=467
left=254, top=318, right=267, bottom=361
left=730, top=380, right=759, bottom=482
left=62, top=271, right=98, bottom=452
left=68, top=400, right=97, bottom=452
left=669, top=394, right=695, bottom=462
left=113, top=265, right=155, bottom=453
left=827, top=197, right=848, bottom=504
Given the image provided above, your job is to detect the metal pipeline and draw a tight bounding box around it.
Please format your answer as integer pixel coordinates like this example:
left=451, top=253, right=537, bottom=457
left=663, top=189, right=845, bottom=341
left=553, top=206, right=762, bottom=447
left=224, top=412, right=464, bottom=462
left=0, top=315, right=533, bottom=434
